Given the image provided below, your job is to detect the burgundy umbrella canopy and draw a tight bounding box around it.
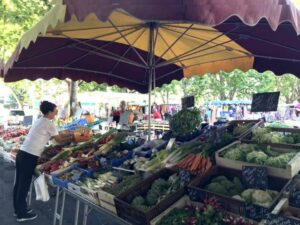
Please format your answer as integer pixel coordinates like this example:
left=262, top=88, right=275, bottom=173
left=4, top=0, right=300, bottom=93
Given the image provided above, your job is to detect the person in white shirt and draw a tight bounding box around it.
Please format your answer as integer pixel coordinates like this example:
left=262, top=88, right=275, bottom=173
left=13, top=101, right=73, bottom=222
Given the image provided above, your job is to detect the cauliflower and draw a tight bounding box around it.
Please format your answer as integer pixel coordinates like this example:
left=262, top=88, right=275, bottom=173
left=246, top=151, right=268, bottom=164
left=252, top=190, right=272, bottom=207
left=267, top=190, right=279, bottom=199
left=241, top=189, right=255, bottom=202
left=232, top=195, right=245, bottom=201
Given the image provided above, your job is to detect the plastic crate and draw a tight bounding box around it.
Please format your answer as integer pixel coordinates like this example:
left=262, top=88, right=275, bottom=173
left=114, top=168, right=185, bottom=225
left=52, top=165, right=90, bottom=189
left=111, top=151, right=133, bottom=167
left=187, top=166, right=289, bottom=221
left=74, top=156, right=103, bottom=176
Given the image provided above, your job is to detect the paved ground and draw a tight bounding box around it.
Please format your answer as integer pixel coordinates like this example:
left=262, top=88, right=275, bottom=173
left=0, top=158, right=128, bottom=225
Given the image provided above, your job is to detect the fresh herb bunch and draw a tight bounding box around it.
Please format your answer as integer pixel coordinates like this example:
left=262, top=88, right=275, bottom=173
left=170, top=108, right=201, bottom=136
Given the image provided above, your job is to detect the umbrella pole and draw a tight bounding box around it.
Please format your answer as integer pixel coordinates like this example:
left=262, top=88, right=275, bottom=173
left=147, top=22, right=156, bottom=141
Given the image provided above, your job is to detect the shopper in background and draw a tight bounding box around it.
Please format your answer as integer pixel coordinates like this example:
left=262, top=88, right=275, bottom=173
left=153, top=108, right=162, bottom=120
left=13, top=101, right=74, bottom=222
left=295, top=99, right=300, bottom=117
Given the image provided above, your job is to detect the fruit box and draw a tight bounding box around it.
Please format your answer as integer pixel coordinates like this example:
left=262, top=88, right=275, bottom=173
left=215, top=140, right=300, bottom=179
left=187, top=166, right=289, bottom=221
left=52, top=165, right=90, bottom=189
left=114, top=168, right=185, bottom=225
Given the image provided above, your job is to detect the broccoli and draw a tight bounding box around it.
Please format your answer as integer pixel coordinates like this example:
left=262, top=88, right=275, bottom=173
left=146, top=190, right=159, bottom=206
left=205, top=182, right=228, bottom=195
left=132, top=196, right=145, bottom=207
left=233, top=177, right=244, bottom=193
left=206, top=176, right=244, bottom=197
left=211, top=176, right=228, bottom=183
left=246, top=151, right=268, bottom=164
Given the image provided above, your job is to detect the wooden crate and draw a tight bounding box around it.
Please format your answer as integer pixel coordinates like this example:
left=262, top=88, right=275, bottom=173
left=266, top=198, right=300, bottom=223
left=80, top=186, right=100, bottom=205
left=187, top=166, right=289, bottom=221
left=226, top=119, right=264, bottom=139
left=243, top=126, right=300, bottom=148
left=100, top=200, right=117, bottom=214
left=150, top=196, right=192, bottom=225
left=216, top=141, right=300, bottom=179
left=114, top=168, right=185, bottom=225
left=150, top=195, right=258, bottom=225
left=98, top=189, right=115, bottom=205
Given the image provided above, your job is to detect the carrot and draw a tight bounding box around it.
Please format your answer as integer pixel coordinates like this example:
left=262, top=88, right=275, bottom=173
left=191, top=155, right=201, bottom=171
left=186, top=155, right=196, bottom=168
left=178, top=154, right=193, bottom=169
left=205, top=158, right=212, bottom=172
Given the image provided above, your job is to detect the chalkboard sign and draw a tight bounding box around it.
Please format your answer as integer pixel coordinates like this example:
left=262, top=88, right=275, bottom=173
left=23, top=115, right=33, bottom=126
left=251, top=92, right=280, bottom=112
left=288, top=175, right=300, bottom=208
left=242, top=166, right=268, bottom=189
left=182, top=96, right=195, bottom=108
left=265, top=213, right=300, bottom=225
left=245, top=202, right=269, bottom=220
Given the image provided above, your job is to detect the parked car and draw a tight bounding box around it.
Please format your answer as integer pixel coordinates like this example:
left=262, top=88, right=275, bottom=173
left=7, top=109, right=25, bottom=126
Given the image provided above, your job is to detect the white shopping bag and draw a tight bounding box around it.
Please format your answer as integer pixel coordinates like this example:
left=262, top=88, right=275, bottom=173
left=34, top=173, right=50, bottom=202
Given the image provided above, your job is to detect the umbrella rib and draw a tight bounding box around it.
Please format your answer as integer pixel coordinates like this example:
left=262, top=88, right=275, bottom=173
left=46, top=24, right=142, bottom=34
left=72, top=44, right=146, bottom=69
left=110, top=28, right=147, bottom=75
left=227, top=32, right=300, bottom=54
left=156, top=55, right=251, bottom=81
left=156, top=37, right=246, bottom=68
left=68, top=67, right=143, bottom=85
left=17, top=25, right=142, bottom=65
left=156, top=31, right=185, bottom=68
left=64, top=26, right=143, bottom=67
left=155, top=24, right=194, bottom=64
left=12, top=66, right=143, bottom=85
left=62, top=34, right=147, bottom=69
left=108, top=19, right=147, bottom=66
left=158, top=24, right=241, bottom=66
left=253, top=54, right=300, bottom=62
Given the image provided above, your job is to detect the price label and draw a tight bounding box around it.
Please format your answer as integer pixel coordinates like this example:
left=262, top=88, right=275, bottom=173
left=251, top=92, right=280, bottom=112
left=242, top=166, right=268, bottom=189
left=265, top=213, right=300, bottom=225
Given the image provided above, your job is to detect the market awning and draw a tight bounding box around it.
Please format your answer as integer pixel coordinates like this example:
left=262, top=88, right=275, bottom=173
left=3, top=0, right=300, bottom=93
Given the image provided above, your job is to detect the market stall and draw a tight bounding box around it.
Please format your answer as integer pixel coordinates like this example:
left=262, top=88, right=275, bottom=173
left=2, top=0, right=300, bottom=224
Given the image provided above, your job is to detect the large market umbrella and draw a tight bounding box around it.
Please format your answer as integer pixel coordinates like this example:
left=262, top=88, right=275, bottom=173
left=3, top=0, right=300, bottom=138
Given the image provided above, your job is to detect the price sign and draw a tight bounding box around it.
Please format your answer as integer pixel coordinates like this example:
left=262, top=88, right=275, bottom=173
left=251, top=92, right=280, bottom=112
left=245, top=202, right=269, bottom=220
left=182, top=96, right=195, bottom=108
left=265, top=213, right=300, bottom=225
left=242, top=166, right=268, bottom=190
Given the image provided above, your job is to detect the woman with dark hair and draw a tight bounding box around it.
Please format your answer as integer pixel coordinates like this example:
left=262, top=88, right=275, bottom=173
left=13, top=101, right=73, bottom=222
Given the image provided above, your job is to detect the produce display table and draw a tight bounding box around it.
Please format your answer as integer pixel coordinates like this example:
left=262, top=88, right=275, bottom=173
left=53, top=186, right=131, bottom=225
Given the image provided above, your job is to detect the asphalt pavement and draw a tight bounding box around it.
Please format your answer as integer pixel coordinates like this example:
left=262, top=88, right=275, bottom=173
left=0, top=158, right=127, bottom=225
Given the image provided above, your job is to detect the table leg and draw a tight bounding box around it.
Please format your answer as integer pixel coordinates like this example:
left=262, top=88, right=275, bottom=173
left=74, top=200, right=80, bottom=225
